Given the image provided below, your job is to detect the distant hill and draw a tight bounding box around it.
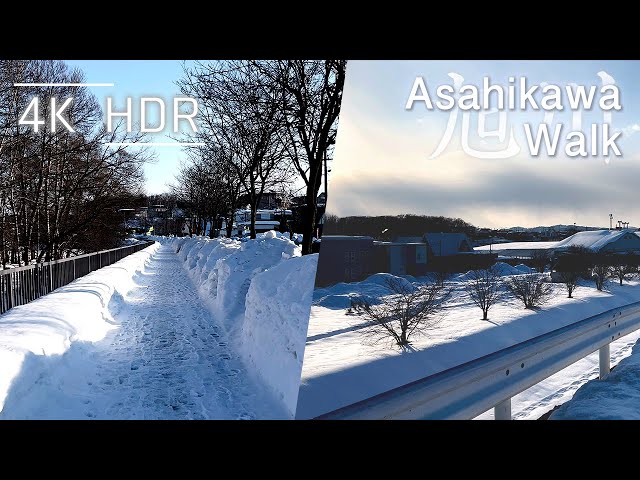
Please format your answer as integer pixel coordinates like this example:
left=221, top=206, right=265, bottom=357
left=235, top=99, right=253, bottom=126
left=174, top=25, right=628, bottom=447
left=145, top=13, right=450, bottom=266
left=323, top=214, right=476, bottom=241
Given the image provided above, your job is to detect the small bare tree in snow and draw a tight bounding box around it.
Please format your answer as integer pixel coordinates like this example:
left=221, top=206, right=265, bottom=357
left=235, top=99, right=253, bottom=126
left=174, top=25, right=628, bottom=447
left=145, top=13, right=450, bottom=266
left=354, top=277, right=450, bottom=347
left=593, top=264, right=610, bottom=291
left=558, top=271, right=580, bottom=298
left=429, top=270, right=450, bottom=287
left=610, top=257, right=638, bottom=286
left=464, top=266, right=503, bottom=320
left=507, top=274, right=554, bottom=309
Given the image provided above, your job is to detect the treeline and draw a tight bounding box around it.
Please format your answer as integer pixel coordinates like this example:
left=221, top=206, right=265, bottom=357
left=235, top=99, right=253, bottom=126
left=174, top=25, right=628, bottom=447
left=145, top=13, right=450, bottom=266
left=173, top=60, right=346, bottom=254
left=324, top=214, right=477, bottom=240
left=0, top=60, right=150, bottom=266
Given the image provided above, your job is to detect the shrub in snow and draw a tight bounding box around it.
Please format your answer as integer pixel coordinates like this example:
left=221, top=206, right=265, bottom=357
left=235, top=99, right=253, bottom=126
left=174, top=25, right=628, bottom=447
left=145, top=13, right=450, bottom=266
left=464, top=266, right=503, bottom=320
left=592, top=264, right=610, bottom=291
left=428, top=270, right=450, bottom=287
left=610, top=262, right=638, bottom=286
left=354, top=277, right=450, bottom=347
left=506, top=273, right=554, bottom=309
left=557, top=271, right=580, bottom=298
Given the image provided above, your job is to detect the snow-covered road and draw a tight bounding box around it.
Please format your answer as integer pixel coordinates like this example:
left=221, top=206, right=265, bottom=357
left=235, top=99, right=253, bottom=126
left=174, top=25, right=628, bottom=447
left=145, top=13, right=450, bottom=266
left=0, top=244, right=278, bottom=419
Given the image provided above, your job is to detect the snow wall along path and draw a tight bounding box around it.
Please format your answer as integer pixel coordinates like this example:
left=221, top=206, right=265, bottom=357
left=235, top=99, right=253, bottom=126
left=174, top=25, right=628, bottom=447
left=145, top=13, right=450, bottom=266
left=167, top=232, right=318, bottom=418
left=0, top=242, right=160, bottom=413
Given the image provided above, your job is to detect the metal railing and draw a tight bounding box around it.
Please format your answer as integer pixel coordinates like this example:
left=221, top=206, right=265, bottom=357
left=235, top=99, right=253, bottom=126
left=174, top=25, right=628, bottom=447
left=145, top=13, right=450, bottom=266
left=315, top=301, right=640, bottom=420
left=0, top=241, right=155, bottom=315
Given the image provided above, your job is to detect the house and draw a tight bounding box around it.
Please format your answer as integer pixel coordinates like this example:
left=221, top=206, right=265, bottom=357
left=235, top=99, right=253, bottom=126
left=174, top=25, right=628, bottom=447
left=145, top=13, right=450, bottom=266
left=373, top=242, right=429, bottom=276
left=423, top=233, right=473, bottom=256
left=315, top=232, right=490, bottom=286
left=315, top=236, right=375, bottom=286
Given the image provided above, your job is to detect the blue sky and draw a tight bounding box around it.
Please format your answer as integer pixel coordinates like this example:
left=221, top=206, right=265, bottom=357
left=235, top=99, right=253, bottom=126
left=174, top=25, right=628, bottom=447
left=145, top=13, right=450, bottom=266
left=65, top=60, right=189, bottom=194
left=330, top=60, right=640, bottom=228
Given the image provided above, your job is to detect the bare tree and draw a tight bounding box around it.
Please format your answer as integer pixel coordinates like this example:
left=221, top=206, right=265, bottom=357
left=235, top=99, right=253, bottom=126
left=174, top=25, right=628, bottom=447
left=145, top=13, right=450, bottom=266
left=0, top=60, right=151, bottom=265
left=177, top=61, right=291, bottom=239
left=593, top=264, right=610, bottom=291
left=253, top=60, right=346, bottom=255
left=429, top=270, right=450, bottom=287
left=558, top=271, right=580, bottom=298
left=464, top=266, right=503, bottom=320
left=507, top=274, right=554, bottom=309
left=611, top=262, right=637, bottom=286
left=353, top=277, right=450, bottom=346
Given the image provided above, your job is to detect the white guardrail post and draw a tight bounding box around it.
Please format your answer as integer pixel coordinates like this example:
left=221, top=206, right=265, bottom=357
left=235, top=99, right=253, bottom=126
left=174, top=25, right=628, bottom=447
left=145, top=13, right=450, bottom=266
left=313, top=302, right=640, bottom=420
left=494, top=398, right=511, bottom=420
left=599, top=343, right=611, bottom=379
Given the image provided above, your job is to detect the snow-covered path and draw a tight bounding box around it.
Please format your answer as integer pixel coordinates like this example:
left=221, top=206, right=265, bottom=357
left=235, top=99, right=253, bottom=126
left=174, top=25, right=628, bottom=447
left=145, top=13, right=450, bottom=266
left=0, top=244, right=277, bottom=419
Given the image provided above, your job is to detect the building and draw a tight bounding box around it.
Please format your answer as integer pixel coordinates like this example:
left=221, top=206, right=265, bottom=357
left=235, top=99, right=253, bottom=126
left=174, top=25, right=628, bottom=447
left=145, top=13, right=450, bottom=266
left=474, top=229, right=640, bottom=259
left=315, top=236, right=375, bottom=286
left=315, top=232, right=490, bottom=286
left=423, top=233, right=473, bottom=256
left=555, top=229, right=640, bottom=254
left=372, top=242, right=428, bottom=276
left=226, top=208, right=293, bottom=237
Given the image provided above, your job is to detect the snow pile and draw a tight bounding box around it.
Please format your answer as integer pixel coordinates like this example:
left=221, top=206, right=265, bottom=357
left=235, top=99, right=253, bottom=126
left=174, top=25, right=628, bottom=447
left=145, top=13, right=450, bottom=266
left=242, top=254, right=318, bottom=418
left=550, top=340, right=640, bottom=419
left=514, top=264, right=534, bottom=273
left=314, top=273, right=410, bottom=310
left=0, top=242, right=159, bottom=413
left=166, top=232, right=315, bottom=418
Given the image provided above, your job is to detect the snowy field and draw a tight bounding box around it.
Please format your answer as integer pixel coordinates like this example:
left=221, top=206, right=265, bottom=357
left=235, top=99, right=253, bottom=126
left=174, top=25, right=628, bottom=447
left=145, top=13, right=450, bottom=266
left=296, top=264, right=640, bottom=419
left=0, top=232, right=316, bottom=419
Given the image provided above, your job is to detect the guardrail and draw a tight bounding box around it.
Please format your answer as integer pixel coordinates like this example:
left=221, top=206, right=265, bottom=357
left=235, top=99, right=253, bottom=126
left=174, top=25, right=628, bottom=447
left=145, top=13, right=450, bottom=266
left=315, top=301, right=640, bottom=420
left=0, top=241, right=155, bottom=315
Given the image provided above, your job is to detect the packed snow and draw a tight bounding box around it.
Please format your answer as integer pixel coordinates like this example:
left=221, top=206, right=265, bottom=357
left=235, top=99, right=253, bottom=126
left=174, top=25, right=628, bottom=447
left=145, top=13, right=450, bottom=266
left=0, top=231, right=316, bottom=419
left=296, top=267, right=640, bottom=419
left=167, top=233, right=315, bottom=418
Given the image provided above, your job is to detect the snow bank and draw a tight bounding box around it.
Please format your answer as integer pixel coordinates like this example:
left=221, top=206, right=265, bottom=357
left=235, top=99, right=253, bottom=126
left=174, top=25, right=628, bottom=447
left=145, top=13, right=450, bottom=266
left=242, top=254, right=318, bottom=418
left=550, top=340, right=640, bottom=419
left=168, top=234, right=299, bottom=322
left=0, top=242, right=159, bottom=413
left=165, top=232, right=315, bottom=418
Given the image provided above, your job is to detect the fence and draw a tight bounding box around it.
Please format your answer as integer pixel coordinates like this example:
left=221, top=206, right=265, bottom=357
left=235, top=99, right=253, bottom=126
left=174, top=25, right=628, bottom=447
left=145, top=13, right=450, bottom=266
left=0, top=241, right=154, bottom=315
left=315, top=300, right=640, bottom=420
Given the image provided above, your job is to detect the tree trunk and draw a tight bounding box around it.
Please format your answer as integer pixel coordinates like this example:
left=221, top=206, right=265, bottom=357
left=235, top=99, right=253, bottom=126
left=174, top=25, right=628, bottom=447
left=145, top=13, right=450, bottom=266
left=226, top=214, right=234, bottom=237
left=250, top=199, right=258, bottom=240
left=301, top=160, right=322, bottom=255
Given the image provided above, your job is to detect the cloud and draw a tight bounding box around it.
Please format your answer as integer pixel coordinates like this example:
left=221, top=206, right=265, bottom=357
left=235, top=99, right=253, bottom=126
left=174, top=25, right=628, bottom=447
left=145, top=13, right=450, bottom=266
left=621, top=124, right=640, bottom=137
left=328, top=158, right=640, bottom=228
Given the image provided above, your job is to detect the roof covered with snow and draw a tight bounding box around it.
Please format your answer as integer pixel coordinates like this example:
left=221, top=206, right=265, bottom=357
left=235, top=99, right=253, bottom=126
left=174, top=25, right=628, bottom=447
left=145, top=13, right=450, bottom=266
left=475, top=241, right=558, bottom=252
left=555, top=229, right=640, bottom=252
